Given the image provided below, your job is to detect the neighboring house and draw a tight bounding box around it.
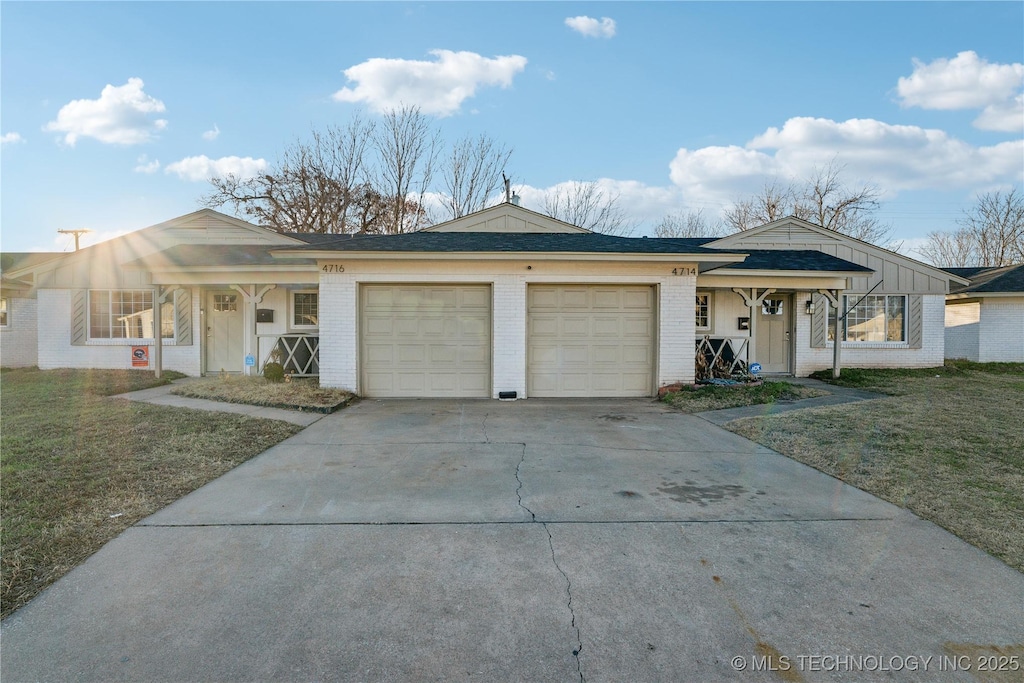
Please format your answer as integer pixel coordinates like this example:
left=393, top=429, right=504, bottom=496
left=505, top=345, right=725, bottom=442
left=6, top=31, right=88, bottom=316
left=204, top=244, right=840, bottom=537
left=942, top=264, right=1024, bottom=362
left=0, top=252, right=61, bottom=367
left=0, top=205, right=963, bottom=396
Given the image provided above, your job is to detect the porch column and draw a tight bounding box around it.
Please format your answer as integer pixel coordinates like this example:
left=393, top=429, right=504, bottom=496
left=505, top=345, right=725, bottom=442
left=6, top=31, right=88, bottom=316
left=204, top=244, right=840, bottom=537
left=231, top=284, right=277, bottom=376
left=732, top=287, right=776, bottom=371
left=817, top=289, right=842, bottom=378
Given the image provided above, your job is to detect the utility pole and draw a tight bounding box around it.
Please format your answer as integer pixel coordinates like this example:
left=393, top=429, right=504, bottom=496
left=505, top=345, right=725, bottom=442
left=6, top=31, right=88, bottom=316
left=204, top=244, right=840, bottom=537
left=58, top=229, right=92, bottom=251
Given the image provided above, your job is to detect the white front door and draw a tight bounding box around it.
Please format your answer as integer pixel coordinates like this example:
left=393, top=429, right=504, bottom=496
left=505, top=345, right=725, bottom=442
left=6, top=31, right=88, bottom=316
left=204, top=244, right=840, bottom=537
left=206, top=290, right=244, bottom=373
left=755, top=295, right=791, bottom=374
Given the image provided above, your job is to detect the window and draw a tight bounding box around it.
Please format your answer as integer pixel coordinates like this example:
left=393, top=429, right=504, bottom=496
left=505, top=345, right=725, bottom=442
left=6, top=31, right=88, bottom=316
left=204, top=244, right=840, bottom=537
left=0, top=297, right=7, bottom=326
left=213, top=294, right=238, bottom=312
left=89, top=290, right=173, bottom=339
left=829, top=295, right=906, bottom=343
left=695, top=292, right=711, bottom=330
left=761, top=298, right=784, bottom=316
left=293, top=291, right=318, bottom=328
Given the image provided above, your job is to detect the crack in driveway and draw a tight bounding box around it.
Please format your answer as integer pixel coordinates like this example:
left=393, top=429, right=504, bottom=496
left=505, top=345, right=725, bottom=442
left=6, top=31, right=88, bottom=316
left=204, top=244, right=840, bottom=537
left=515, top=445, right=585, bottom=681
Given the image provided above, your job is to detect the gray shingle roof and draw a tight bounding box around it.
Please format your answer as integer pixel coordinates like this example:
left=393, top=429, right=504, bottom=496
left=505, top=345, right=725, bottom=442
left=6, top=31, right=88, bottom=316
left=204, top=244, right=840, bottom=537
left=708, top=249, right=873, bottom=273
left=125, top=244, right=315, bottom=268
left=277, top=232, right=729, bottom=254
left=949, top=264, right=1024, bottom=294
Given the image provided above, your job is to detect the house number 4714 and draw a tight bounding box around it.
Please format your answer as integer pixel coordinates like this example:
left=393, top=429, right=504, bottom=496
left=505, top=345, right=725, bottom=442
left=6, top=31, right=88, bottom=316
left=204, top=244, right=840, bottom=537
left=672, top=267, right=696, bottom=276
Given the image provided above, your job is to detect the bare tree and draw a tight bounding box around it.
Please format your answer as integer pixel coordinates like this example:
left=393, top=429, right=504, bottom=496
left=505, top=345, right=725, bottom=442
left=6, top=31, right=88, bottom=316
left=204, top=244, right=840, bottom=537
left=724, top=161, right=892, bottom=245
left=654, top=209, right=727, bottom=238
left=202, top=117, right=376, bottom=233
left=440, top=134, right=513, bottom=219
left=918, top=189, right=1024, bottom=266
left=543, top=181, right=636, bottom=236
left=373, top=105, right=441, bottom=233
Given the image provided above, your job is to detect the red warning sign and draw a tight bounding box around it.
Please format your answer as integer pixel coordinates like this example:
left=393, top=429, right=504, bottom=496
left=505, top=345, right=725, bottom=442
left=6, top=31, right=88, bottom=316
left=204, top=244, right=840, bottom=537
left=131, top=346, right=149, bottom=367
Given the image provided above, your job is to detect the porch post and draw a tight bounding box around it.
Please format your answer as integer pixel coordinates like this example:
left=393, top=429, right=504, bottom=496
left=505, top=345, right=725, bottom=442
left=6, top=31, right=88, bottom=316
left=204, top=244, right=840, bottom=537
left=231, top=284, right=277, bottom=376
left=152, top=285, right=179, bottom=379
left=816, top=289, right=843, bottom=379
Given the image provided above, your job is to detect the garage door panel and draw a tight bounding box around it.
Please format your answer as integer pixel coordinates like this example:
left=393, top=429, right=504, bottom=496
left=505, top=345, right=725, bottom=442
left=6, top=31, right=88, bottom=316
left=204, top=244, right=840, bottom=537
left=361, top=285, right=491, bottom=398
left=528, top=285, right=654, bottom=398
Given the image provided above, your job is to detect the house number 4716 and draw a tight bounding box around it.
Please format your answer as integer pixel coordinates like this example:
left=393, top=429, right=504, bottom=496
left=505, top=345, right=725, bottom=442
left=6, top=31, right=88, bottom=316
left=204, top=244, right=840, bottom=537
left=321, top=264, right=345, bottom=273
left=672, top=267, right=696, bottom=276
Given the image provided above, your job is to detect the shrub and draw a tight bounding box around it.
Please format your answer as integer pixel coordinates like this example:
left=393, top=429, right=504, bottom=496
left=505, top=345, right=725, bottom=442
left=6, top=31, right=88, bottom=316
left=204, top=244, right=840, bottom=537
left=263, top=362, right=285, bottom=383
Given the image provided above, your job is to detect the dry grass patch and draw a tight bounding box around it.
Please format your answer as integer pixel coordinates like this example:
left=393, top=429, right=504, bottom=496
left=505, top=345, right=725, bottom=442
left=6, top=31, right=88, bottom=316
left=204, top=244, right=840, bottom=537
left=727, top=363, right=1024, bottom=572
left=172, top=375, right=354, bottom=412
left=1, top=368, right=303, bottom=619
left=662, top=380, right=827, bottom=413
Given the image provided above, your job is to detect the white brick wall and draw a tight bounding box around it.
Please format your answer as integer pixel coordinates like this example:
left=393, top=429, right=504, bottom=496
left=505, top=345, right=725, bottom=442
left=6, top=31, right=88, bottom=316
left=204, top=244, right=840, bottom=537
left=37, top=289, right=202, bottom=375
left=944, top=302, right=980, bottom=361
left=316, top=267, right=697, bottom=396
left=0, top=297, right=39, bottom=367
left=796, top=294, right=946, bottom=375
left=978, top=299, right=1024, bottom=362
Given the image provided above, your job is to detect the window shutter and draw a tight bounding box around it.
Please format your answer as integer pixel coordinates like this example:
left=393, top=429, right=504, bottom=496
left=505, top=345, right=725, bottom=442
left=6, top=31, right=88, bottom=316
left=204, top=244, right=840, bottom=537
left=71, top=290, right=87, bottom=345
left=175, top=288, right=193, bottom=346
left=810, top=293, right=827, bottom=348
left=908, top=295, right=923, bottom=349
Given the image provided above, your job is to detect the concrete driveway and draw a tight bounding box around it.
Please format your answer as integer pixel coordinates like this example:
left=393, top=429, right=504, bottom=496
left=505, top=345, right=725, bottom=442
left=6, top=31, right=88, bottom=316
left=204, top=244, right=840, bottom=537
left=3, top=399, right=1022, bottom=682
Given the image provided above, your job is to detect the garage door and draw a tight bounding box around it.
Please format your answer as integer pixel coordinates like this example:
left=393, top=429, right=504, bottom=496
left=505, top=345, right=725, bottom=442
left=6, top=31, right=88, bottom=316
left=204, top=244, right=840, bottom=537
left=528, top=285, right=655, bottom=397
left=360, top=285, right=491, bottom=397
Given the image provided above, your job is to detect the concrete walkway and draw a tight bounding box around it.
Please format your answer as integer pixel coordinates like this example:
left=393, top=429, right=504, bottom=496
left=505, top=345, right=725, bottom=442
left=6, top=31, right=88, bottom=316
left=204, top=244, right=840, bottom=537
left=3, top=397, right=1021, bottom=682
left=113, top=378, right=326, bottom=426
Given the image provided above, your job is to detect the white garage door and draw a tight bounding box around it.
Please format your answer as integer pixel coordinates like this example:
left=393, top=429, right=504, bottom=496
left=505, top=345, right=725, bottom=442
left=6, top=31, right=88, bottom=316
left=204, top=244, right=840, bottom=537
left=360, top=285, right=491, bottom=397
left=528, top=285, right=655, bottom=397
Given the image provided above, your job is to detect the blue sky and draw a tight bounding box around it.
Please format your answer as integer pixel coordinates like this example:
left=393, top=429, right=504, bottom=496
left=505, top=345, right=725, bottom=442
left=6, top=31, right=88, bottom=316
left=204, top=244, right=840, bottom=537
left=2, top=1, right=1022, bottom=257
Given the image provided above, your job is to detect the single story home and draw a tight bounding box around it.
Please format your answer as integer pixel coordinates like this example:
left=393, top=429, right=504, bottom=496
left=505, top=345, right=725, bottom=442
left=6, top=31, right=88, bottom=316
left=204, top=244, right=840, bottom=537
left=1, top=203, right=962, bottom=397
left=942, top=264, right=1024, bottom=363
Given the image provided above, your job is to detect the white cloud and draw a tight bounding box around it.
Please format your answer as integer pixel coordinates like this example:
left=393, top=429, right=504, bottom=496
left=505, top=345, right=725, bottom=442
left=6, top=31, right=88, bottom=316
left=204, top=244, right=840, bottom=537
left=332, top=49, right=528, bottom=116
left=669, top=117, right=1024, bottom=207
left=897, top=51, right=1023, bottom=110
left=164, top=155, right=267, bottom=182
left=1, top=132, right=25, bottom=145
left=974, top=94, right=1024, bottom=133
left=565, top=16, right=617, bottom=39
left=202, top=124, right=220, bottom=141
left=133, top=155, right=161, bottom=174
left=43, top=78, right=168, bottom=145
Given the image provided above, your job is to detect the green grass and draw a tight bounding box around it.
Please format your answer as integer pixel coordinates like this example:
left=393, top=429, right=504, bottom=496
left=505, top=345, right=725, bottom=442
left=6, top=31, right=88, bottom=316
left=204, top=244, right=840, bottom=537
left=1, top=368, right=303, bottom=619
left=661, top=380, right=827, bottom=413
left=170, top=375, right=354, bottom=411
left=730, top=362, right=1024, bottom=572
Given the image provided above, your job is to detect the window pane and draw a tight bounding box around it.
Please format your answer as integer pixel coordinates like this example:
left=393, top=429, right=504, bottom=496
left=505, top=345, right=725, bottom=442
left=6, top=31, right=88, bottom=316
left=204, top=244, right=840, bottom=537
left=1, top=297, right=8, bottom=326
left=89, top=290, right=161, bottom=339
left=762, top=299, right=784, bottom=316
left=845, top=295, right=886, bottom=342
left=294, top=293, right=318, bottom=326
left=886, top=296, right=905, bottom=342
left=695, top=294, right=709, bottom=329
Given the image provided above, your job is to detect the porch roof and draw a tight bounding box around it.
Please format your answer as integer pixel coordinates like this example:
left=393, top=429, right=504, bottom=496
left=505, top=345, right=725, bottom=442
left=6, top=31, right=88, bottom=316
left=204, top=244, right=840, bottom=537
left=124, top=244, right=317, bottom=270
left=701, top=249, right=872, bottom=273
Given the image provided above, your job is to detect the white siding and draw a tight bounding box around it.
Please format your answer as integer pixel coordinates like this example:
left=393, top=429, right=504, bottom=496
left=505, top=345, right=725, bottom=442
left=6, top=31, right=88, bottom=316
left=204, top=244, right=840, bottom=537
left=0, top=297, right=39, bottom=367
left=978, top=298, right=1024, bottom=362
left=37, top=289, right=202, bottom=375
left=795, top=294, right=946, bottom=375
left=944, top=302, right=980, bottom=361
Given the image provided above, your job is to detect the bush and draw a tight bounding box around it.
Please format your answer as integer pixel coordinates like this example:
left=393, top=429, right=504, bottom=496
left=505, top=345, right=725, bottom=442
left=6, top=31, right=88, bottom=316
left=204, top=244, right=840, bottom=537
left=263, top=362, right=285, bottom=383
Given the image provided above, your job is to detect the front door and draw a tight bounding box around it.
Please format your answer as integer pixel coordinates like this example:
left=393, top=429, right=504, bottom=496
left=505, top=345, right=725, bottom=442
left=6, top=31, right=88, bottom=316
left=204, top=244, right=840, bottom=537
left=206, top=290, right=243, bottom=373
left=755, top=294, right=791, bottom=374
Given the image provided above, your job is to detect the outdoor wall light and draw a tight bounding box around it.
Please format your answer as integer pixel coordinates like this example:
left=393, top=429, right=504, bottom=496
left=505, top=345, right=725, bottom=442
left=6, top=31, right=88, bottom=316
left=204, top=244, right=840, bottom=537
left=805, top=300, right=815, bottom=315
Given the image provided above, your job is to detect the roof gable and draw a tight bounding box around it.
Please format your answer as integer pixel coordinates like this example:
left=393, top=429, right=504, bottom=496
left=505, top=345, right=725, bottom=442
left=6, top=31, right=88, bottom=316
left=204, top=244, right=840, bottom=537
left=420, top=203, right=591, bottom=233
left=706, top=216, right=957, bottom=294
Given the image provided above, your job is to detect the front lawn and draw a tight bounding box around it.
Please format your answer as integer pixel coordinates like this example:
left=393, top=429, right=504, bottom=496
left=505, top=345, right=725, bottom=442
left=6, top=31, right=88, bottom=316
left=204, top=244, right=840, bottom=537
left=728, top=361, right=1024, bottom=572
left=171, top=375, right=354, bottom=412
left=0, top=368, right=303, bottom=619
left=661, top=380, right=827, bottom=413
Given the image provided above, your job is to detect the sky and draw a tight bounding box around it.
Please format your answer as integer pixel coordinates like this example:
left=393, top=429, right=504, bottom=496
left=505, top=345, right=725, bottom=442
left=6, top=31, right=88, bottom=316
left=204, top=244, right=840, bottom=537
left=1, top=1, right=1022, bottom=259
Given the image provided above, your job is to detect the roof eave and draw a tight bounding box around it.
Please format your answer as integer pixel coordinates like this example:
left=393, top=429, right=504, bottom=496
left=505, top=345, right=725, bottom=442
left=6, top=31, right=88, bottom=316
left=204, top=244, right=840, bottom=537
left=271, top=249, right=747, bottom=262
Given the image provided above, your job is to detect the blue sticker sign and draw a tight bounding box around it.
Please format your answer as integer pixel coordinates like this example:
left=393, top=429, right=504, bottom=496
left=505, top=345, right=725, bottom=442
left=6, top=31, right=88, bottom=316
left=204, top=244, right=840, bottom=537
left=749, top=362, right=762, bottom=375
left=245, top=354, right=255, bottom=367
